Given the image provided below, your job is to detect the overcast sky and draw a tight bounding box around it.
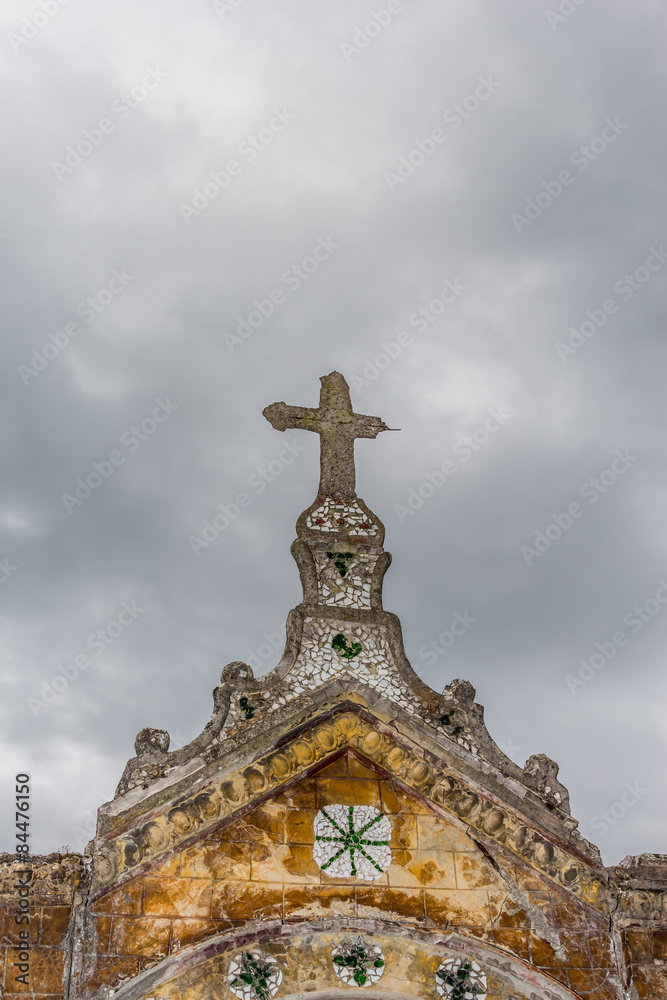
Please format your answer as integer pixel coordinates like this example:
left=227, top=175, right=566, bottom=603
left=1, top=0, right=665, bottom=865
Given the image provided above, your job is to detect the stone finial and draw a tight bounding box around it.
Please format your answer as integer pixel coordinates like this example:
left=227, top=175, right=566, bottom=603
left=114, top=728, right=172, bottom=798
left=523, top=753, right=571, bottom=813
left=442, top=679, right=476, bottom=705
left=524, top=752, right=560, bottom=785
left=263, top=371, right=396, bottom=500
left=134, top=727, right=170, bottom=756
left=220, top=661, right=254, bottom=685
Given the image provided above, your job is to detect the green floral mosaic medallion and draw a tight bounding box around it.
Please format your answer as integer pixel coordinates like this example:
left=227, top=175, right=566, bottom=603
left=332, top=937, right=385, bottom=986
left=435, top=958, right=487, bottom=1000
left=327, top=551, right=355, bottom=576
left=331, top=632, right=362, bottom=659
left=228, top=951, right=281, bottom=1000
left=238, top=696, right=255, bottom=719
left=313, top=803, right=391, bottom=879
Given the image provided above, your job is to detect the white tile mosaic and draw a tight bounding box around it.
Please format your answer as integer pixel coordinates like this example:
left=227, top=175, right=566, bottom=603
left=217, top=617, right=477, bottom=757
left=435, top=958, right=487, bottom=999
left=228, top=952, right=282, bottom=1000
left=332, top=938, right=385, bottom=986
left=306, top=497, right=379, bottom=536
left=293, top=618, right=428, bottom=716
left=313, top=550, right=375, bottom=609
left=313, top=804, right=391, bottom=879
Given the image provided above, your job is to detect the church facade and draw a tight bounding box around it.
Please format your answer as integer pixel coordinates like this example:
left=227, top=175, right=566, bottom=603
left=1, top=372, right=665, bottom=1000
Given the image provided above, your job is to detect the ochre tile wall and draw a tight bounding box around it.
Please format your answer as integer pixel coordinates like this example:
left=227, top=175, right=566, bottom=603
left=85, top=752, right=624, bottom=998
left=1, top=758, right=664, bottom=998
left=622, top=927, right=667, bottom=998
left=1, top=887, right=74, bottom=999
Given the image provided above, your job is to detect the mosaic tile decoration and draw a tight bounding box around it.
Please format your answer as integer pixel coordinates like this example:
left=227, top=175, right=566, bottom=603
left=291, top=619, right=432, bottom=716
left=228, top=951, right=282, bottom=1000
left=313, top=803, right=391, bottom=879
left=217, top=616, right=479, bottom=757
left=332, top=938, right=385, bottom=987
left=435, top=958, right=487, bottom=1000
left=306, top=497, right=379, bottom=536
left=313, top=550, right=375, bottom=609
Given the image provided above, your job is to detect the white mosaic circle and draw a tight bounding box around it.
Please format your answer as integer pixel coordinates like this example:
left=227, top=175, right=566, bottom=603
left=435, top=958, right=487, bottom=999
left=313, top=803, right=391, bottom=880
left=228, top=951, right=282, bottom=1000
left=332, top=939, right=385, bottom=987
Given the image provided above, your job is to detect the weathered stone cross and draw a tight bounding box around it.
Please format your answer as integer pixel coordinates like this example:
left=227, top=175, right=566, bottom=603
left=263, top=371, right=395, bottom=500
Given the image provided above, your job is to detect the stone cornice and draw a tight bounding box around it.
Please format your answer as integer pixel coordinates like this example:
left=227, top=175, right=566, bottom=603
left=92, top=709, right=612, bottom=915
left=104, top=691, right=593, bottom=865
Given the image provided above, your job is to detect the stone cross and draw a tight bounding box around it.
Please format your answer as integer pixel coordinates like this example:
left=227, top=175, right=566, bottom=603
left=263, top=371, right=395, bottom=500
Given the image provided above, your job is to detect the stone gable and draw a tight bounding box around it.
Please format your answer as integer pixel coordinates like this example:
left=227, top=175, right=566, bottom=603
left=80, top=752, right=620, bottom=999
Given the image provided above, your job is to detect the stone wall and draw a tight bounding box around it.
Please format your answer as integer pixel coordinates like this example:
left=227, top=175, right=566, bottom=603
left=0, top=853, right=87, bottom=999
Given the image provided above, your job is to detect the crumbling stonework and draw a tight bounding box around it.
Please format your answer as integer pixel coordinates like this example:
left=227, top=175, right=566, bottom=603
left=2, top=373, right=664, bottom=999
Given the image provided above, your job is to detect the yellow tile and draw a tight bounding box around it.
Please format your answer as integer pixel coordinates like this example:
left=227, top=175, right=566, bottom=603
left=417, top=814, right=475, bottom=852
left=425, top=889, right=491, bottom=927
left=143, top=877, right=212, bottom=918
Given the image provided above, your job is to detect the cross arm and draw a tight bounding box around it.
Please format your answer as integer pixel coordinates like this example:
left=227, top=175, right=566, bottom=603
left=353, top=414, right=397, bottom=439
left=263, top=402, right=320, bottom=432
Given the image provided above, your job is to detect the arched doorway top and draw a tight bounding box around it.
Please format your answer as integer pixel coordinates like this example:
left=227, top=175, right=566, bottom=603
left=104, top=919, right=586, bottom=1000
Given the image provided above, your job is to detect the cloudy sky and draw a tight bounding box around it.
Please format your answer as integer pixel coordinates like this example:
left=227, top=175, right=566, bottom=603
left=1, top=0, right=665, bottom=865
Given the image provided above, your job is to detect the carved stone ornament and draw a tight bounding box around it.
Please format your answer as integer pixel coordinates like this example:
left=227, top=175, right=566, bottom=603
left=103, top=711, right=610, bottom=912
